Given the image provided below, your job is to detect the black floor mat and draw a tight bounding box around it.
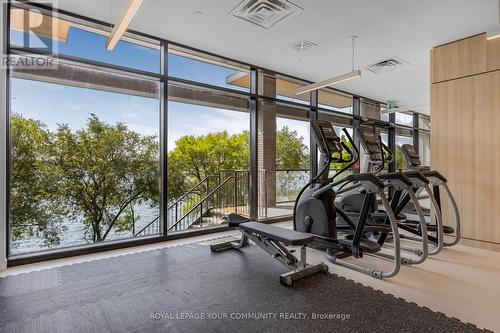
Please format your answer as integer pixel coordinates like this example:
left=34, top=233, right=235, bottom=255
left=0, top=243, right=485, bottom=333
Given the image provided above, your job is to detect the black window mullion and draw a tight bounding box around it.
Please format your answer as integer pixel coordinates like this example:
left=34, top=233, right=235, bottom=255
left=249, top=68, right=258, bottom=221
left=309, top=91, right=318, bottom=180
left=160, top=40, right=168, bottom=236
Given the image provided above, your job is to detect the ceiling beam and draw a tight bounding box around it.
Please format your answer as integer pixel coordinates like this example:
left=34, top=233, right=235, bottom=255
left=107, top=0, right=144, bottom=51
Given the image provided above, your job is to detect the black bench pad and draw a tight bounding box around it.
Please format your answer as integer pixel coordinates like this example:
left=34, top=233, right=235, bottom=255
left=226, top=213, right=251, bottom=227
left=239, top=222, right=314, bottom=246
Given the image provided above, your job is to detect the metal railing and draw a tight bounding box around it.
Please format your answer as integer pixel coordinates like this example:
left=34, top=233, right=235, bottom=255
left=133, top=169, right=280, bottom=236
left=276, top=169, right=310, bottom=204
left=134, top=216, right=160, bottom=237
left=166, top=175, right=220, bottom=227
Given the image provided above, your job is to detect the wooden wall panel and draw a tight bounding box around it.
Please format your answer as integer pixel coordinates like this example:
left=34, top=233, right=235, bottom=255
left=431, top=71, right=500, bottom=243
left=431, top=34, right=487, bottom=83
left=487, top=37, right=500, bottom=72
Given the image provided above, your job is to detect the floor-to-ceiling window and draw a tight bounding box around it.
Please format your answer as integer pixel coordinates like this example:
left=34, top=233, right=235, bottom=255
left=4, top=1, right=431, bottom=261
left=167, top=47, right=251, bottom=232
left=273, top=116, right=310, bottom=218
left=8, top=3, right=162, bottom=255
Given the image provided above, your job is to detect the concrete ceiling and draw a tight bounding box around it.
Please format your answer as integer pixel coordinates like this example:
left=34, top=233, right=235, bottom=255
left=37, top=0, right=498, bottom=113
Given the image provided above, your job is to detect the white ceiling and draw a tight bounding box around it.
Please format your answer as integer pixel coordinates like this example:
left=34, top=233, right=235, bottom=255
left=40, top=0, right=498, bottom=113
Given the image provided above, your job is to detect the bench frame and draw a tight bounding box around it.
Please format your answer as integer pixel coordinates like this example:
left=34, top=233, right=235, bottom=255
left=210, top=224, right=329, bottom=286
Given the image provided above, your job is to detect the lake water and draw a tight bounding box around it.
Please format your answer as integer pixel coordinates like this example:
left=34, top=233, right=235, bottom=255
left=10, top=205, right=160, bottom=255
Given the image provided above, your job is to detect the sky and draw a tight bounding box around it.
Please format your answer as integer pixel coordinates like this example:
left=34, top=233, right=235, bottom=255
left=11, top=25, right=313, bottom=154
left=11, top=25, right=410, bottom=154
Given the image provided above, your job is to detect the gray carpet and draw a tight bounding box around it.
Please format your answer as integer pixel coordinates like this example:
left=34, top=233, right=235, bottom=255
left=0, top=242, right=486, bottom=333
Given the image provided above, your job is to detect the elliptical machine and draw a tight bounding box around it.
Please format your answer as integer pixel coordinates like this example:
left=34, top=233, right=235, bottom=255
left=400, top=144, right=461, bottom=247
left=334, top=125, right=439, bottom=263
left=294, top=120, right=402, bottom=278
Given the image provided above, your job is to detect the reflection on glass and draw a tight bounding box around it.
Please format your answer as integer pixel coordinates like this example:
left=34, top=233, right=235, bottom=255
left=169, top=47, right=250, bottom=92
left=275, top=76, right=310, bottom=105
left=10, top=7, right=161, bottom=73
left=319, top=89, right=353, bottom=114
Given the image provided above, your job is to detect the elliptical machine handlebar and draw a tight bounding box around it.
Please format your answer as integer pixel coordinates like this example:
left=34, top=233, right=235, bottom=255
left=329, top=128, right=360, bottom=182
left=373, top=135, right=386, bottom=173
left=381, top=141, right=394, bottom=164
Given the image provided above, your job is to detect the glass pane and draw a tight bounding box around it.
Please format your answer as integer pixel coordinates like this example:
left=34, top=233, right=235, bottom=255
left=318, top=88, right=353, bottom=114
left=396, top=134, right=414, bottom=171
left=380, top=106, right=389, bottom=122
left=419, top=115, right=431, bottom=131
left=276, top=75, right=310, bottom=105
left=9, top=60, right=161, bottom=255
left=395, top=112, right=414, bottom=126
left=358, top=126, right=389, bottom=173
left=331, top=126, right=355, bottom=180
left=419, top=132, right=431, bottom=166
left=273, top=116, right=310, bottom=219
left=361, top=100, right=383, bottom=120
left=167, top=82, right=250, bottom=232
left=10, top=6, right=160, bottom=73
left=168, top=46, right=250, bottom=92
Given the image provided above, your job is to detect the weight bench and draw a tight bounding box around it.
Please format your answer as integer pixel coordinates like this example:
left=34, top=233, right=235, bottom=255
left=210, top=214, right=329, bottom=286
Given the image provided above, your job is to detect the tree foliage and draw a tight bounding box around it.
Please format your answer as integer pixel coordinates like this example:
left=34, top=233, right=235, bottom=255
left=10, top=116, right=67, bottom=246
left=276, top=126, right=309, bottom=170
left=53, top=115, right=159, bottom=242
left=167, top=126, right=309, bottom=200
left=11, top=116, right=310, bottom=246
left=10, top=114, right=159, bottom=246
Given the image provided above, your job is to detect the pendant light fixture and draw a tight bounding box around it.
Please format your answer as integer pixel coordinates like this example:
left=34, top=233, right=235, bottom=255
left=295, top=36, right=362, bottom=95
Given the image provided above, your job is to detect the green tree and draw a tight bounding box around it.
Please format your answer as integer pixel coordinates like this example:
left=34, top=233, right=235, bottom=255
left=167, top=131, right=249, bottom=200
left=53, top=115, right=160, bottom=242
left=167, top=127, right=309, bottom=200
left=395, top=145, right=408, bottom=171
left=276, top=126, right=309, bottom=170
left=10, top=115, right=67, bottom=246
left=331, top=134, right=355, bottom=171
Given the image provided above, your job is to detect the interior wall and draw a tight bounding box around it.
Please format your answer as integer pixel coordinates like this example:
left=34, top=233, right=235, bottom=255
left=431, top=33, right=500, bottom=247
left=0, top=2, right=7, bottom=271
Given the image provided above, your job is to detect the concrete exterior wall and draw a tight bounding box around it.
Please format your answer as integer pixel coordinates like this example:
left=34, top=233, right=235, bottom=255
left=0, top=2, right=8, bottom=271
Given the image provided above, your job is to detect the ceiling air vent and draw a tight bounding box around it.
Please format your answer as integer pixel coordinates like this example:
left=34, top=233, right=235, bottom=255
left=290, top=40, right=317, bottom=52
left=366, top=57, right=411, bottom=75
left=229, top=0, right=303, bottom=29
